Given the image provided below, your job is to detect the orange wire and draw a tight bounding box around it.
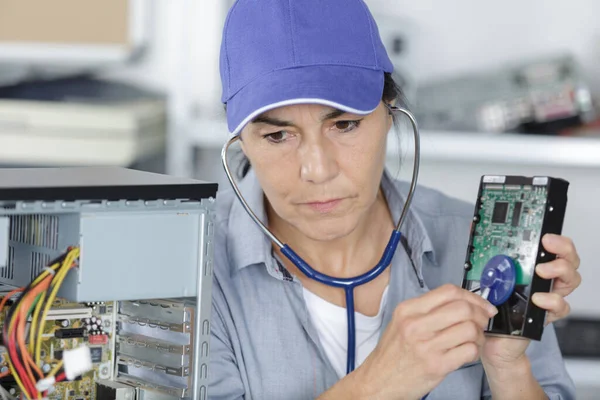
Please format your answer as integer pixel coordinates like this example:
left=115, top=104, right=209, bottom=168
left=17, top=298, right=40, bottom=389
left=0, top=287, right=24, bottom=314
left=2, top=251, right=76, bottom=395
left=0, top=288, right=24, bottom=383
left=15, top=276, right=52, bottom=389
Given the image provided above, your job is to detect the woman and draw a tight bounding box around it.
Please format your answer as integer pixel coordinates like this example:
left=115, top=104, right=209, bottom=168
left=210, top=0, right=581, bottom=399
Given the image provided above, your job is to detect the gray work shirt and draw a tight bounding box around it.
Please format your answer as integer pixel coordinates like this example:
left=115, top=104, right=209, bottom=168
left=209, top=169, right=575, bottom=399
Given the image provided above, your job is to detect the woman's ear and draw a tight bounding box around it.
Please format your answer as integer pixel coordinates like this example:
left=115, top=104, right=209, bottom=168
left=384, top=104, right=394, bottom=131
left=238, top=131, right=247, bottom=155
left=386, top=98, right=397, bottom=111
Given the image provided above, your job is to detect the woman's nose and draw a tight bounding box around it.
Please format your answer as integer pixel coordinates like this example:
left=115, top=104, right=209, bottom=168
left=298, top=139, right=339, bottom=184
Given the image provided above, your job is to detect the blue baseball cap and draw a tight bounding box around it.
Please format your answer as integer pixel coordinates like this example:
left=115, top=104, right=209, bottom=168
left=220, top=0, right=394, bottom=135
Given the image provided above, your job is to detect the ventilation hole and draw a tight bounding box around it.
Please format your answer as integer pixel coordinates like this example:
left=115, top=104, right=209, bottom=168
left=9, top=215, right=59, bottom=250
left=30, top=251, right=51, bottom=281
left=3, top=246, right=15, bottom=280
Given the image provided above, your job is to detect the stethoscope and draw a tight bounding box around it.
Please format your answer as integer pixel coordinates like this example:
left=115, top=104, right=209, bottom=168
left=222, top=105, right=430, bottom=398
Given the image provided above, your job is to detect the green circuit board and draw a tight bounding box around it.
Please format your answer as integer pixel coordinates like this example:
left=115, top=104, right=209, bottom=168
left=0, top=299, right=115, bottom=400
left=466, top=183, right=548, bottom=287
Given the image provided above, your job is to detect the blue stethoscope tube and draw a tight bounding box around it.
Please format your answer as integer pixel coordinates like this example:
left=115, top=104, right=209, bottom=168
left=281, top=231, right=402, bottom=372
left=222, top=106, right=424, bottom=395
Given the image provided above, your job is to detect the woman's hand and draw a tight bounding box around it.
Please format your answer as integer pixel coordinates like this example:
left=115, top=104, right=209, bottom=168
left=350, top=284, right=497, bottom=400
left=481, top=233, right=582, bottom=371
left=321, top=234, right=581, bottom=400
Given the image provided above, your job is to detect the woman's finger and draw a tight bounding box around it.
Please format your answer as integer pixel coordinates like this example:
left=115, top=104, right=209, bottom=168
left=399, top=284, right=496, bottom=317
left=541, top=234, right=580, bottom=268
left=536, top=259, right=581, bottom=293
left=544, top=300, right=572, bottom=325
left=549, top=274, right=582, bottom=297
left=532, top=292, right=571, bottom=319
left=412, top=299, right=492, bottom=336
left=430, top=320, right=485, bottom=352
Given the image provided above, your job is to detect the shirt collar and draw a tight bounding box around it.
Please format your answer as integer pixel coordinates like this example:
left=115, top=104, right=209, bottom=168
left=227, top=168, right=273, bottom=275
left=227, top=168, right=437, bottom=276
left=380, top=169, right=436, bottom=266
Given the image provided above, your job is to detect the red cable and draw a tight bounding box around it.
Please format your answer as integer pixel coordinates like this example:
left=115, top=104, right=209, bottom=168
left=56, top=371, right=66, bottom=382
left=8, top=312, right=36, bottom=398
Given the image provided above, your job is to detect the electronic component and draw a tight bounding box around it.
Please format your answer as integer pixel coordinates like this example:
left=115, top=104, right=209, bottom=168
left=0, top=167, right=216, bottom=400
left=90, top=347, right=103, bottom=364
left=0, top=295, right=114, bottom=397
left=0, top=166, right=217, bottom=302
left=27, top=299, right=115, bottom=398
left=55, top=328, right=87, bottom=339
left=115, top=299, right=199, bottom=398
left=96, top=380, right=136, bottom=400
left=415, top=54, right=596, bottom=134
left=89, top=335, right=110, bottom=346
left=63, top=346, right=93, bottom=381
left=462, top=175, right=569, bottom=340
left=491, top=201, right=509, bottom=224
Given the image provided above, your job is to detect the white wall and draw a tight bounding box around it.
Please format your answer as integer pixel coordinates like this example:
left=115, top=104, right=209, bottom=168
left=368, top=0, right=600, bottom=91
left=104, top=0, right=600, bottom=114
left=101, top=0, right=226, bottom=117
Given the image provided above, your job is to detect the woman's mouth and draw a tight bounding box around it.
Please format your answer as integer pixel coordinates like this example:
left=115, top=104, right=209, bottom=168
left=303, top=198, right=343, bottom=213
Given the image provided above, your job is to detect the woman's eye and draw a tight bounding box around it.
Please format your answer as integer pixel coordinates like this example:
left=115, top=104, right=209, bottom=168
left=264, top=131, right=289, bottom=143
left=334, top=120, right=361, bottom=132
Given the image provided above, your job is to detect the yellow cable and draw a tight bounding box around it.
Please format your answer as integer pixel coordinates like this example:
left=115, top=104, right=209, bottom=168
left=34, top=253, right=73, bottom=364
left=35, top=254, right=73, bottom=363
left=35, top=248, right=79, bottom=364
left=2, top=248, right=78, bottom=399
left=5, top=303, right=29, bottom=397
left=5, top=356, right=31, bottom=399
left=28, top=260, right=62, bottom=354
left=4, top=289, right=41, bottom=398
left=47, top=360, right=63, bottom=379
left=31, top=261, right=60, bottom=287
left=28, top=290, right=47, bottom=355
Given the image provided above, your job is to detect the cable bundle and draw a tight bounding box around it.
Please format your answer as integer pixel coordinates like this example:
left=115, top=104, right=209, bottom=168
left=0, top=247, right=80, bottom=400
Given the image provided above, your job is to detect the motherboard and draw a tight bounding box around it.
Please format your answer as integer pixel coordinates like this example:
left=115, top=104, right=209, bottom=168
left=0, top=298, right=115, bottom=400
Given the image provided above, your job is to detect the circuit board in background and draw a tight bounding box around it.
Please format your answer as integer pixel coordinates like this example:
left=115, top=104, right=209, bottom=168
left=0, top=298, right=115, bottom=400
left=466, top=183, right=547, bottom=288
left=42, top=299, right=115, bottom=400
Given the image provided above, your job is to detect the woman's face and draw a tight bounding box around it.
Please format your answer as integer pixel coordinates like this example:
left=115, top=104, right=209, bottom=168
left=240, top=101, right=392, bottom=241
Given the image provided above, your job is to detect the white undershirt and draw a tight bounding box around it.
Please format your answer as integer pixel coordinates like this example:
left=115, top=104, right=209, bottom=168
left=302, top=286, right=389, bottom=379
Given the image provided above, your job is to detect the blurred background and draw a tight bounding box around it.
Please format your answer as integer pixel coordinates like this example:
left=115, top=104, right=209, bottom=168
left=0, top=0, right=599, bottom=396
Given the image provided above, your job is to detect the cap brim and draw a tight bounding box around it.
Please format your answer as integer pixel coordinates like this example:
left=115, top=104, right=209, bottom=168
left=226, top=65, right=385, bottom=135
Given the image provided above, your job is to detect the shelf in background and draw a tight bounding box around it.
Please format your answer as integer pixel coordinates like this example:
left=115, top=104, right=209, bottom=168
left=187, top=120, right=600, bottom=168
